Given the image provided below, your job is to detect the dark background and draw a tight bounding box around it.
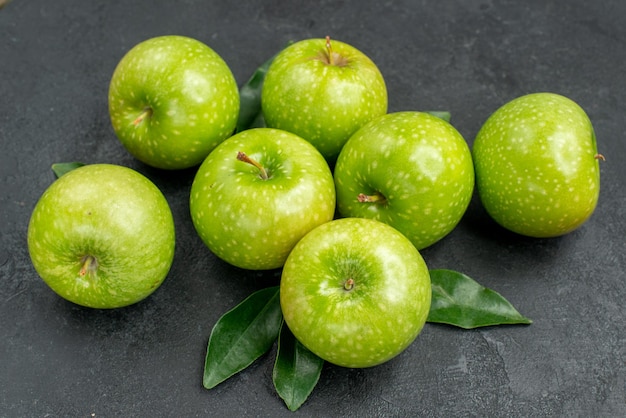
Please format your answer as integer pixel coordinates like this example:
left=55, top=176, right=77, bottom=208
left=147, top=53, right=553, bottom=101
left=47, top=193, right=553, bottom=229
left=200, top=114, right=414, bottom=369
left=1, top=0, right=625, bottom=416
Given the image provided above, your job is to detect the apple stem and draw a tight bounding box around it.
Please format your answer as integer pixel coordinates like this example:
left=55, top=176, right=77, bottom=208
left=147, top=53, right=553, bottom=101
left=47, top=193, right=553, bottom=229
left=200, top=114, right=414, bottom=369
left=79, top=255, right=98, bottom=277
left=325, top=36, right=335, bottom=66
left=594, top=153, right=606, bottom=161
left=344, top=278, right=355, bottom=291
left=133, top=107, right=153, bottom=126
left=237, top=151, right=269, bottom=180
left=357, top=192, right=386, bottom=204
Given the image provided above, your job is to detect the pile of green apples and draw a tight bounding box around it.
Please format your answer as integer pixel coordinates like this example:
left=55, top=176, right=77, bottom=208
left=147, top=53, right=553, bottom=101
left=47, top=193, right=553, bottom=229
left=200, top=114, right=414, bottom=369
left=27, top=35, right=601, bottom=373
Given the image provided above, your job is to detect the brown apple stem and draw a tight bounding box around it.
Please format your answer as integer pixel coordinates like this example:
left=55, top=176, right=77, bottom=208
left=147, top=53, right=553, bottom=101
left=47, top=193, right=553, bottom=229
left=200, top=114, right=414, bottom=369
left=325, top=35, right=334, bottom=66
left=133, top=107, right=153, bottom=126
left=594, top=153, right=606, bottom=161
left=344, top=278, right=355, bottom=291
left=357, top=192, right=386, bottom=204
left=237, top=151, right=269, bottom=180
left=79, top=255, right=97, bottom=277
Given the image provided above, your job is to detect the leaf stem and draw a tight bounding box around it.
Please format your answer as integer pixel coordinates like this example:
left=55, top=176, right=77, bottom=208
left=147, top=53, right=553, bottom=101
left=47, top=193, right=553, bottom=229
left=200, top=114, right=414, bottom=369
left=237, top=151, right=269, bottom=180
left=344, top=278, right=355, bottom=291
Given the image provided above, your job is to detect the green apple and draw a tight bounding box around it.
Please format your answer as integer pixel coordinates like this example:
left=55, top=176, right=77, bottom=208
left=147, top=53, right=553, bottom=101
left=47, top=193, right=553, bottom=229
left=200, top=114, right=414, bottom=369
left=109, top=35, right=240, bottom=170
left=280, top=217, right=431, bottom=368
left=27, top=164, right=175, bottom=309
left=472, top=92, right=601, bottom=237
left=334, top=111, right=475, bottom=250
left=261, top=36, right=388, bottom=162
left=189, top=128, right=336, bottom=270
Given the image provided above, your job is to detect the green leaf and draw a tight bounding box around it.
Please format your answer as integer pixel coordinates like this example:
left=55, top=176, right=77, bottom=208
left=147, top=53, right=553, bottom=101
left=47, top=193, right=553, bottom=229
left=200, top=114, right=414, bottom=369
left=236, top=42, right=294, bottom=133
left=424, top=111, right=451, bottom=122
left=203, top=286, right=283, bottom=389
left=273, top=321, right=324, bottom=412
left=51, top=162, right=85, bottom=178
left=235, top=53, right=277, bottom=133
left=427, top=269, right=532, bottom=329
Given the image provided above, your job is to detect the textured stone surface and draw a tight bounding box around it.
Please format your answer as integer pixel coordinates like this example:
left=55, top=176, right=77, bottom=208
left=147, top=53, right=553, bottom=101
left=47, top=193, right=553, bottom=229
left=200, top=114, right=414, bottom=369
left=1, top=0, right=625, bottom=416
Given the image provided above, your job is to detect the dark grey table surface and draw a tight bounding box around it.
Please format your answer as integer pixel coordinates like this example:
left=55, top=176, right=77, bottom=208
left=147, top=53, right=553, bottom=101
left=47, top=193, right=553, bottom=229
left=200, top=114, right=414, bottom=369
left=1, top=1, right=625, bottom=416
